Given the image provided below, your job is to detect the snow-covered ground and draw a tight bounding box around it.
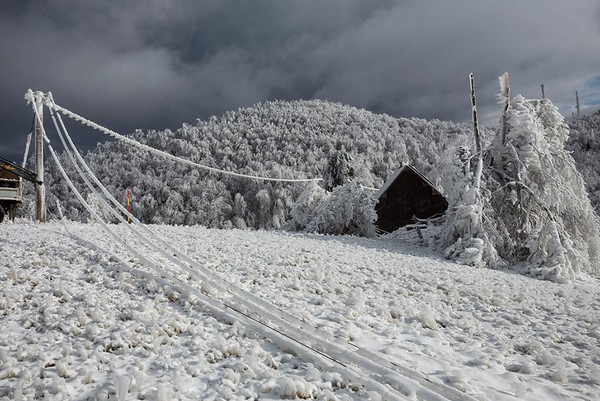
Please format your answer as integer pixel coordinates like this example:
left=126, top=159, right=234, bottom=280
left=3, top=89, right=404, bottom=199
left=1, top=221, right=598, bottom=401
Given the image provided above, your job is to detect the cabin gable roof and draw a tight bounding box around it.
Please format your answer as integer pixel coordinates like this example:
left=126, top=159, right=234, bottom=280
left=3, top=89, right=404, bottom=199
left=375, top=164, right=448, bottom=233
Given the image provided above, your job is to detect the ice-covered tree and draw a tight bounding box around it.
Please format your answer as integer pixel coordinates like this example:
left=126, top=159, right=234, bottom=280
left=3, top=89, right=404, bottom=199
left=231, top=193, right=248, bottom=230
left=568, top=110, right=600, bottom=212
left=322, top=150, right=355, bottom=191
left=290, top=181, right=377, bottom=237
left=487, top=95, right=600, bottom=281
left=439, top=147, right=498, bottom=267
left=255, top=189, right=272, bottom=229
left=436, top=82, right=600, bottom=281
left=289, top=182, right=328, bottom=230
left=437, top=75, right=499, bottom=268
left=86, top=192, right=109, bottom=223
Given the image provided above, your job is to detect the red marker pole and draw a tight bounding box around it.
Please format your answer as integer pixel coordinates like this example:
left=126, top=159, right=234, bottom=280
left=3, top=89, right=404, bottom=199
left=126, top=187, right=132, bottom=223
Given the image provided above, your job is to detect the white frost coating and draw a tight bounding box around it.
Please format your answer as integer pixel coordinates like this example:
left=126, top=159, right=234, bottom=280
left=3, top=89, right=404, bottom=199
left=116, top=375, right=131, bottom=401
left=2, top=223, right=599, bottom=400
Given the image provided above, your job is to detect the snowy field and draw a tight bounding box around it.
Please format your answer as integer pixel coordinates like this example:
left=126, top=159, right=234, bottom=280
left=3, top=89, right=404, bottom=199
left=0, top=221, right=598, bottom=401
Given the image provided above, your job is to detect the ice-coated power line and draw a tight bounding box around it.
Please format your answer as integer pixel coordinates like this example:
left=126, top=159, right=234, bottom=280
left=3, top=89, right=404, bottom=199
left=41, top=94, right=321, bottom=183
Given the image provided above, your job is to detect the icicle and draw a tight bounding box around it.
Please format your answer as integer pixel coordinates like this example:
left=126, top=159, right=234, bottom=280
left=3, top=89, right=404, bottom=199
left=22, top=132, right=32, bottom=168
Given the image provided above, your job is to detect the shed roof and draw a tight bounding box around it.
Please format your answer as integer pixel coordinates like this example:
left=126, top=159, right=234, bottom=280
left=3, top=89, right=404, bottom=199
left=374, top=164, right=448, bottom=233
left=375, top=164, right=443, bottom=200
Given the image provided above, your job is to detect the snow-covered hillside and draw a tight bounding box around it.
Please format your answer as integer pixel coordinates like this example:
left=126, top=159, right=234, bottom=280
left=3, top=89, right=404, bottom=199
left=569, top=110, right=600, bottom=213
left=27, top=100, right=478, bottom=229
left=1, top=222, right=598, bottom=401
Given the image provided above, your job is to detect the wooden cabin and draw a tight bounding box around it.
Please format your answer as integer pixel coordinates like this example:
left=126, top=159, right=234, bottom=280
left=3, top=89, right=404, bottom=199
left=0, top=156, right=40, bottom=223
left=0, top=164, right=23, bottom=223
left=375, top=164, right=448, bottom=233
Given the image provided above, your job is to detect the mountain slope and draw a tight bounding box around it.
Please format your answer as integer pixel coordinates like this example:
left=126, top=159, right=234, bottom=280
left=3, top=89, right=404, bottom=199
left=34, top=100, right=477, bottom=228
left=568, top=110, right=600, bottom=212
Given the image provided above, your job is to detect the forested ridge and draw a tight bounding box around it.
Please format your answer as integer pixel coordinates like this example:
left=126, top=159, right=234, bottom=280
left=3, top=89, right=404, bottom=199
left=568, top=110, right=600, bottom=212
left=34, top=99, right=477, bottom=228
left=17, top=98, right=600, bottom=281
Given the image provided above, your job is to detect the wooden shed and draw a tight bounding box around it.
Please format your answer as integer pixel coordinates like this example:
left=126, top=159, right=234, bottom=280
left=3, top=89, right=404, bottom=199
left=375, top=164, right=448, bottom=233
left=0, top=156, right=40, bottom=223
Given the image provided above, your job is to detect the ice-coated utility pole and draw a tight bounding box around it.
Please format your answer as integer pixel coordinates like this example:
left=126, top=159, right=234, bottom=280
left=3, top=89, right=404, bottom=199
left=34, top=92, right=46, bottom=223
left=469, top=73, right=484, bottom=190
left=576, top=90, right=581, bottom=118
left=541, top=83, right=545, bottom=99
left=469, top=73, right=481, bottom=154
left=500, top=72, right=510, bottom=145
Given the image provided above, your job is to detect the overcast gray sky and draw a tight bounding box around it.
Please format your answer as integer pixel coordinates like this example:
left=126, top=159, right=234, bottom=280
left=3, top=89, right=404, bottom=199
left=1, top=0, right=599, bottom=163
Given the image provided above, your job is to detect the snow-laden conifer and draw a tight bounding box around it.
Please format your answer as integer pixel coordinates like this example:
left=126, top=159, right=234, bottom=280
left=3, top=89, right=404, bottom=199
left=322, top=151, right=355, bottom=192
left=289, top=183, right=328, bottom=232
left=232, top=193, right=248, bottom=230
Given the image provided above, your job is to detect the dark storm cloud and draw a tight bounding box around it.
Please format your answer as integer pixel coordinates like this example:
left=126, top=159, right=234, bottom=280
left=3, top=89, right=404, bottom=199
left=1, top=0, right=599, bottom=162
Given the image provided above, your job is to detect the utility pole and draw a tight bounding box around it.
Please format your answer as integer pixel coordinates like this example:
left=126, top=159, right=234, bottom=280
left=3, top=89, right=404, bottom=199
left=469, top=73, right=481, bottom=154
left=540, top=84, right=545, bottom=99
left=500, top=72, right=510, bottom=145
left=576, top=90, right=581, bottom=118
left=34, top=92, right=46, bottom=223
left=469, top=73, right=483, bottom=190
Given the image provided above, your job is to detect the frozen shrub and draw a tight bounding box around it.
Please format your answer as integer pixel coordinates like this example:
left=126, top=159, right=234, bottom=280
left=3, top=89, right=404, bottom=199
left=291, top=181, right=377, bottom=237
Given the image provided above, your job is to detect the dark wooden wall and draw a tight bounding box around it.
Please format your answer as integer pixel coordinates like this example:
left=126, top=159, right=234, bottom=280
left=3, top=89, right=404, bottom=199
left=375, top=168, right=448, bottom=233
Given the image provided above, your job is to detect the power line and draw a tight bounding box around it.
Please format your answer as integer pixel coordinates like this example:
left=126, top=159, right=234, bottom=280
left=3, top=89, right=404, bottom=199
left=43, top=93, right=321, bottom=183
